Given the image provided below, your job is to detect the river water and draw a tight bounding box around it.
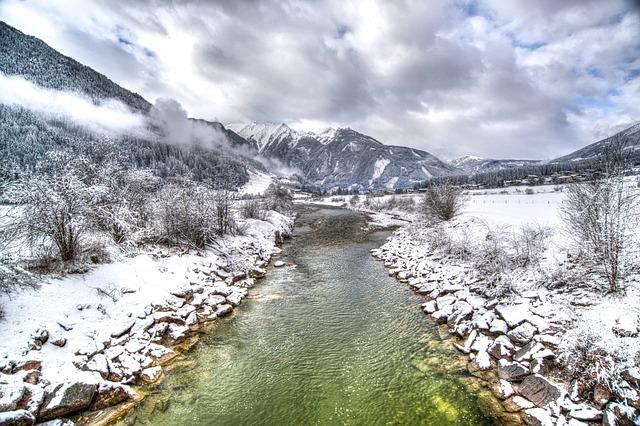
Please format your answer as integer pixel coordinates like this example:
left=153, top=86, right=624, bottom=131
left=117, top=206, right=491, bottom=425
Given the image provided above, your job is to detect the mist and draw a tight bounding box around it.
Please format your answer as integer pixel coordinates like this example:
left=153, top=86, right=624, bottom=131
left=0, top=72, right=147, bottom=134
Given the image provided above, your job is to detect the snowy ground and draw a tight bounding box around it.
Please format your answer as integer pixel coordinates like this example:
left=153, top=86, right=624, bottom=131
left=0, top=211, right=293, bottom=424
left=237, top=170, right=274, bottom=196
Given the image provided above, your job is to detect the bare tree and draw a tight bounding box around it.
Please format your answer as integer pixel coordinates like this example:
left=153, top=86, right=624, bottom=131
left=421, top=182, right=465, bottom=222
left=561, top=135, right=639, bottom=292
left=241, top=199, right=265, bottom=219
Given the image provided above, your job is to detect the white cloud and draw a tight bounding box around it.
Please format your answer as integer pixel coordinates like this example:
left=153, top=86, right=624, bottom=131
left=1, top=0, right=639, bottom=159
left=0, top=72, right=146, bottom=134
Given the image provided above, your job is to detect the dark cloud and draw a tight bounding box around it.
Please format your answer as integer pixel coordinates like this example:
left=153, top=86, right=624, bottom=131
left=0, top=0, right=639, bottom=159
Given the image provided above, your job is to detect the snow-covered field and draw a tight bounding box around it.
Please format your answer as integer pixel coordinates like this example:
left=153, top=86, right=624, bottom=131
left=0, top=211, right=293, bottom=424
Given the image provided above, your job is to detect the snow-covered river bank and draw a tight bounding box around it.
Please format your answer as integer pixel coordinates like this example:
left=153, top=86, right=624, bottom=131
left=0, top=211, right=293, bottom=425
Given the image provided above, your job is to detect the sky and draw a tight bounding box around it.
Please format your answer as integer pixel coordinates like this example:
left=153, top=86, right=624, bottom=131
left=1, top=0, right=639, bottom=160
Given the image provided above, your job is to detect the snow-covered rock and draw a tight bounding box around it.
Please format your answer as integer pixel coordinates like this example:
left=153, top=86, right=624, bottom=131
left=38, top=381, right=97, bottom=421
left=508, top=322, right=537, bottom=345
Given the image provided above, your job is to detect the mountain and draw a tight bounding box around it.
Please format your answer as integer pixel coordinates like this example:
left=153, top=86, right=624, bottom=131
left=449, top=155, right=541, bottom=174
left=229, top=123, right=458, bottom=190
left=551, top=122, right=640, bottom=163
left=0, top=21, right=253, bottom=189
left=0, top=21, right=150, bottom=113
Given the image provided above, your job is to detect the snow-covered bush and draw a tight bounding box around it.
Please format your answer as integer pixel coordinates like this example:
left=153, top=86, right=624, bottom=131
left=509, top=224, right=552, bottom=268
left=241, top=199, right=266, bottom=220
left=153, top=184, right=219, bottom=249
left=7, top=174, right=96, bottom=262
left=349, top=194, right=360, bottom=207
left=265, top=183, right=293, bottom=213
left=421, top=183, right=465, bottom=222
left=559, top=314, right=638, bottom=395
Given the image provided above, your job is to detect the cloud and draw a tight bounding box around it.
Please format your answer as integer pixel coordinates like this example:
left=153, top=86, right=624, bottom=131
left=1, top=0, right=639, bottom=159
left=0, top=72, right=146, bottom=134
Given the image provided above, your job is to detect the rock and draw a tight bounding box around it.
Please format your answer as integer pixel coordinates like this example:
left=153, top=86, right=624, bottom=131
left=612, top=316, right=638, bottom=337
left=110, top=320, right=135, bottom=339
left=50, top=338, right=67, bottom=348
left=466, top=295, right=486, bottom=309
left=498, top=360, right=529, bottom=382
left=38, top=381, right=97, bottom=421
left=503, top=395, right=535, bottom=412
left=10, top=361, right=41, bottom=375
left=569, top=405, right=603, bottom=422
left=215, top=304, right=233, bottom=317
left=84, top=354, right=109, bottom=379
left=536, top=334, right=561, bottom=347
left=496, top=302, right=531, bottom=328
left=447, top=301, right=474, bottom=328
left=0, top=410, right=35, bottom=426
left=513, top=342, right=545, bottom=363
left=488, top=335, right=515, bottom=359
left=518, top=375, right=562, bottom=407
left=603, top=401, right=637, bottom=426
left=622, top=367, right=640, bottom=387
left=592, top=383, right=611, bottom=409
left=492, top=379, right=515, bottom=400
left=530, top=358, right=550, bottom=375
left=489, top=318, right=509, bottom=335
left=508, top=322, right=537, bottom=345
left=435, top=294, right=456, bottom=310
left=273, top=260, right=285, bottom=267
left=140, top=366, right=163, bottom=384
left=475, top=350, right=492, bottom=370
left=29, top=329, right=49, bottom=350
left=0, top=383, right=26, bottom=412
left=90, top=383, right=133, bottom=411
left=226, top=292, right=243, bottom=307
left=170, top=287, right=193, bottom=299
left=522, top=407, right=554, bottom=426
left=422, top=301, right=437, bottom=314
left=163, top=324, right=189, bottom=346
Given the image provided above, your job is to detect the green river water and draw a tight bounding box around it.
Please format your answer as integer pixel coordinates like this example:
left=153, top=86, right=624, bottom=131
left=116, top=206, right=492, bottom=425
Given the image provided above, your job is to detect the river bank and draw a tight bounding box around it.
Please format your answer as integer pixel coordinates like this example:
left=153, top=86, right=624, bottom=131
left=0, top=211, right=293, bottom=425
left=341, top=190, right=640, bottom=426
left=110, top=205, right=493, bottom=425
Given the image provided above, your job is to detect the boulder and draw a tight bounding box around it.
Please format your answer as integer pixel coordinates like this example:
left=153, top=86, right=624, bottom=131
left=530, top=358, right=550, bottom=375
left=447, top=301, right=474, bottom=328
left=513, top=342, right=545, bottom=363
left=521, top=407, right=554, bottom=426
left=435, top=294, right=456, bottom=310
left=498, top=360, right=529, bottom=382
left=496, top=302, right=531, bottom=328
left=421, top=301, right=437, bottom=314
left=110, top=320, right=135, bottom=339
left=503, top=395, right=535, bottom=412
left=273, top=260, right=285, bottom=267
left=492, top=379, right=515, bottom=400
left=569, top=405, right=603, bottom=422
left=0, top=410, right=35, bottom=426
left=140, top=366, right=163, bottom=384
left=215, top=304, right=233, bottom=317
left=508, top=322, right=537, bottom=345
left=90, top=383, right=133, bottom=411
left=0, top=382, right=26, bottom=412
left=489, top=318, right=508, bottom=336
left=592, top=383, right=611, bottom=409
left=603, top=401, right=637, bottom=426
left=488, top=335, right=515, bottom=359
left=518, top=375, right=562, bottom=407
left=38, top=381, right=97, bottom=421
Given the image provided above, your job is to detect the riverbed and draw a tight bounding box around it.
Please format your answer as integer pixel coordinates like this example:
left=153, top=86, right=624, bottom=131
left=116, top=206, right=491, bottom=425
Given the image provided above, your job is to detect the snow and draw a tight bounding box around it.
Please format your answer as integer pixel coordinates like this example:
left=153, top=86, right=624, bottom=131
left=371, top=158, right=390, bottom=181
left=238, top=170, right=273, bottom=196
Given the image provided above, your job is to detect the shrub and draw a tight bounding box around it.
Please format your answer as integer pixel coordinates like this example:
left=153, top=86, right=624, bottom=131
left=349, top=194, right=360, bottom=207
left=241, top=199, right=265, bottom=219
left=154, top=184, right=219, bottom=248
left=265, top=183, right=293, bottom=213
left=421, top=183, right=465, bottom=222
left=525, top=188, right=535, bottom=195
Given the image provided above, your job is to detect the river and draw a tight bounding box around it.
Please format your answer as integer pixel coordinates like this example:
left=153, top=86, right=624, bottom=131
left=116, top=206, right=491, bottom=425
